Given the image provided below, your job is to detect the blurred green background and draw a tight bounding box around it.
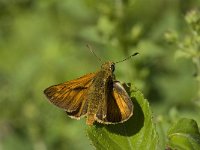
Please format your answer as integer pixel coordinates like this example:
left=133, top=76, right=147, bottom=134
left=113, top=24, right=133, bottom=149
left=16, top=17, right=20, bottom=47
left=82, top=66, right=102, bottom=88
left=0, top=0, right=200, bottom=150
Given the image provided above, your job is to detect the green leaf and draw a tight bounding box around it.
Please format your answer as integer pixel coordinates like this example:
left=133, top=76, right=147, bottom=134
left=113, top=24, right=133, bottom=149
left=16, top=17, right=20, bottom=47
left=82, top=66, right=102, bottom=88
left=167, top=118, right=200, bottom=150
left=87, top=85, right=158, bottom=150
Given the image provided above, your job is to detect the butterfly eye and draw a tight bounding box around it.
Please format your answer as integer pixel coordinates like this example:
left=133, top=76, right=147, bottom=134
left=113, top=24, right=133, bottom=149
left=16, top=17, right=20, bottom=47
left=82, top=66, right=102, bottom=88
left=110, top=64, right=115, bottom=72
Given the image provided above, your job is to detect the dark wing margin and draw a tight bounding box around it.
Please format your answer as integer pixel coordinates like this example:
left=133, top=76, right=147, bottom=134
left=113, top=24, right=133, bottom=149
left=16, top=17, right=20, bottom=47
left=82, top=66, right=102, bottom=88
left=44, top=73, right=96, bottom=117
left=96, top=81, right=133, bottom=124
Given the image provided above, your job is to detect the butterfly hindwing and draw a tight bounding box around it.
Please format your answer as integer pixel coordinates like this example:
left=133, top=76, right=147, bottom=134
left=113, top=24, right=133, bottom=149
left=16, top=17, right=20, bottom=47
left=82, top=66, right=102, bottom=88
left=44, top=73, right=96, bottom=114
left=96, top=81, right=133, bottom=124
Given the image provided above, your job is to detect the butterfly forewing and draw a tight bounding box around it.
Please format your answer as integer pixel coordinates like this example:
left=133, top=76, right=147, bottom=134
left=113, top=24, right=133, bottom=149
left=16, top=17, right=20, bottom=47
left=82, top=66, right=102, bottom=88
left=96, top=81, right=133, bottom=124
left=44, top=73, right=96, bottom=113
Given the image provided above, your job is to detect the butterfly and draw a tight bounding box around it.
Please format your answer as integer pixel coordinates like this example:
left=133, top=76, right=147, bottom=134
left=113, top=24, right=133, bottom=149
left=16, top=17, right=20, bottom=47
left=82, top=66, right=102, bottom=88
left=44, top=52, right=138, bottom=125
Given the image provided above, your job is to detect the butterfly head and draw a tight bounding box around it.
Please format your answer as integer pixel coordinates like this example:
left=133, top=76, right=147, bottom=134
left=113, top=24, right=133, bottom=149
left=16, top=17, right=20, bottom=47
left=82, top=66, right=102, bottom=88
left=101, top=61, right=115, bottom=73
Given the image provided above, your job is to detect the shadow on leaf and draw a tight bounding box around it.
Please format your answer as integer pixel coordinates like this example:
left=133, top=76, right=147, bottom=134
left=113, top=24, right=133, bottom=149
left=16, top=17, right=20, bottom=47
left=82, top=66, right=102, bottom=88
left=94, top=96, right=144, bottom=136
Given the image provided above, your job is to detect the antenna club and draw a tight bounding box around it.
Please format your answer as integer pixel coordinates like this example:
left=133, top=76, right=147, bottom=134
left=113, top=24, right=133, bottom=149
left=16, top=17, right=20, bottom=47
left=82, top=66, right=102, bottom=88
left=115, top=52, right=139, bottom=64
left=134, top=52, right=139, bottom=55
left=131, top=52, right=139, bottom=57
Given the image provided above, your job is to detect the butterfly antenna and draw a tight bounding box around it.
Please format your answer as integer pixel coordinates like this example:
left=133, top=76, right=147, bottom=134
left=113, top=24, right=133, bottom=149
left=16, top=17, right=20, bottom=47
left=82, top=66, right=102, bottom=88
left=115, top=52, right=139, bottom=64
left=86, top=44, right=102, bottom=63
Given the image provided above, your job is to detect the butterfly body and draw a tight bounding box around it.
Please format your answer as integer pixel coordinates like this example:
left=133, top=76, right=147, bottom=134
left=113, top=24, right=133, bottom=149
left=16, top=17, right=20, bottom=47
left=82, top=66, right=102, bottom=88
left=44, top=61, right=133, bottom=125
left=85, top=61, right=114, bottom=125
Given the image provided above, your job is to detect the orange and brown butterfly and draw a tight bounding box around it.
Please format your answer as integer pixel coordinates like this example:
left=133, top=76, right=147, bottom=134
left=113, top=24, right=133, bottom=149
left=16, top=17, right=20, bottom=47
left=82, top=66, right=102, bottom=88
left=44, top=51, right=139, bottom=125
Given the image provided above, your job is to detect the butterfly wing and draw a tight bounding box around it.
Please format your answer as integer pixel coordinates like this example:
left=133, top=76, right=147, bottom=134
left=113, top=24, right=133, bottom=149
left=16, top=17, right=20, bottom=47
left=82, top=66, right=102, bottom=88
left=96, top=81, right=133, bottom=124
left=44, top=73, right=96, bottom=119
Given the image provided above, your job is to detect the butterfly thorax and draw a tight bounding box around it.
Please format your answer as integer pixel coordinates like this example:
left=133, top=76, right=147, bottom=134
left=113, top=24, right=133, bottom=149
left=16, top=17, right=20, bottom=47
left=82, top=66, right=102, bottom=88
left=86, top=61, right=115, bottom=125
